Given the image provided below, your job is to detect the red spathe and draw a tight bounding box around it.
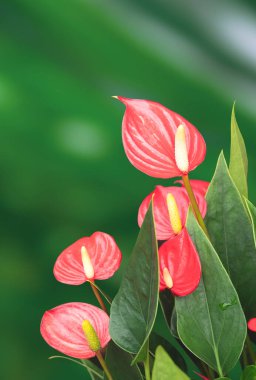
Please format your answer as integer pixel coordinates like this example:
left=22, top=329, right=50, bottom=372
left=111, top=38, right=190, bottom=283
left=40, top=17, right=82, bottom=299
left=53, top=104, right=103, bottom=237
left=118, top=97, right=206, bottom=178
left=40, top=302, right=110, bottom=359
left=159, top=228, right=201, bottom=296
left=54, top=231, right=122, bottom=285
left=138, top=185, right=207, bottom=240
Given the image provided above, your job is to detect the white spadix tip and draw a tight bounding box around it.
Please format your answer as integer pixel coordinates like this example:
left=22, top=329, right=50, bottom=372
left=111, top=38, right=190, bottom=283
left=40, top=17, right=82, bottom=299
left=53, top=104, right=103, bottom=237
left=166, top=193, right=182, bottom=235
left=163, top=267, right=173, bottom=289
left=81, top=246, right=94, bottom=279
left=175, top=124, right=189, bottom=173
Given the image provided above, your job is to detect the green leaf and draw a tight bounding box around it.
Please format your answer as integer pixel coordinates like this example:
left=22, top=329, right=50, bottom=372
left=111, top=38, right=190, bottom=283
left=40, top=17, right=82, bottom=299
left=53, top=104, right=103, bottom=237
left=215, top=378, right=231, bottom=380
left=205, top=152, right=256, bottom=318
left=241, top=366, right=256, bottom=380
left=149, top=332, right=187, bottom=373
left=229, top=104, right=248, bottom=197
left=244, top=198, right=256, bottom=245
left=110, top=201, right=159, bottom=363
left=175, top=211, right=247, bottom=376
left=104, top=341, right=143, bottom=380
left=159, top=290, right=178, bottom=338
left=49, top=356, right=103, bottom=379
left=152, top=346, right=190, bottom=380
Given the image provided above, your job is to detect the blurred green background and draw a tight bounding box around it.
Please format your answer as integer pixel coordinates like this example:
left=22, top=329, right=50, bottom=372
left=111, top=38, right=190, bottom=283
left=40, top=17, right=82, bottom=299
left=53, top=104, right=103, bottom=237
left=1, top=0, right=256, bottom=379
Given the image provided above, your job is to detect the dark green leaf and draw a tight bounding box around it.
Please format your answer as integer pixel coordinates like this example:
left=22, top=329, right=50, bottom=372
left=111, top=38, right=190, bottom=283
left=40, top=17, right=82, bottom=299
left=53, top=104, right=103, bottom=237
left=104, top=341, right=143, bottom=380
left=205, top=152, right=256, bottom=318
left=241, top=366, right=256, bottom=380
left=215, top=378, right=231, bottom=379
left=110, top=201, right=159, bottom=362
left=149, top=332, right=187, bottom=372
left=159, top=290, right=178, bottom=338
left=175, top=211, right=247, bottom=376
left=152, top=346, right=190, bottom=380
left=229, top=105, right=248, bottom=197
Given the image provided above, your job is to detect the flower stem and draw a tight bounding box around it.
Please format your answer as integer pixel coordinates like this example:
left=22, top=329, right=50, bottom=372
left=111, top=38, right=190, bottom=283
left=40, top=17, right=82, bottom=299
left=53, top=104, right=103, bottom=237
left=96, top=350, right=113, bottom=380
left=246, top=334, right=256, bottom=364
left=90, top=282, right=108, bottom=314
left=143, top=346, right=151, bottom=380
left=182, top=174, right=210, bottom=238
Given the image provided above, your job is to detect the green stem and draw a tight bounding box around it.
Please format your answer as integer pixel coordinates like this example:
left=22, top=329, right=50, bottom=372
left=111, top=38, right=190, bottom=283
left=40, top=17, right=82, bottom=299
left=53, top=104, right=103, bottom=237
left=242, top=345, right=248, bottom=368
left=143, top=346, right=151, bottom=380
left=182, top=174, right=210, bottom=238
left=90, top=282, right=108, bottom=314
left=246, top=335, right=256, bottom=364
left=96, top=351, right=113, bottom=380
left=208, top=367, right=216, bottom=380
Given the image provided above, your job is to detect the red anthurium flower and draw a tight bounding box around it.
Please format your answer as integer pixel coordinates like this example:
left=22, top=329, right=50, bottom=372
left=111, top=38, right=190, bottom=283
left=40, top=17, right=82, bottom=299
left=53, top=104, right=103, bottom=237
left=248, top=318, right=256, bottom=332
left=159, top=228, right=201, bottom=296
left=175, top=179, right=210, bottom=198
left=54, top=232, right=122, bottom=285
left=116, top=96, right=206, bottom=178
left=40, top=302, right=110, bottom=359
left=138, top=185, right=207, bottom=240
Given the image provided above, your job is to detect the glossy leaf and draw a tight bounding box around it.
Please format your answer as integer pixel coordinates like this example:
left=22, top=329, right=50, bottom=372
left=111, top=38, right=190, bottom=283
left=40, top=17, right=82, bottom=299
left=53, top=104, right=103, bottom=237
left=175, top=211, right=246, bottom=376
left=149, top=332, right=187, bottom=373
left=152, top=346, right=190, bottom=380
left=205, top=152, right=256, bottom=318
left=242, top=366, right=256, bottom=380
left=159, top=290, right=178, bottom=338
left=104, top=341, right=143, bottom=380
left=110, top=201, right=159, bottom=361
left=229, top=105, right=248, bottom=198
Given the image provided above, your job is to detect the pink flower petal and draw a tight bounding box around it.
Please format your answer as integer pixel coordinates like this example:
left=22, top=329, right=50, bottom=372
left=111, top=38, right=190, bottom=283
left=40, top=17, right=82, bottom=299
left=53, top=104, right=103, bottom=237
left=159, top=228, right=201, bottom=296
left=40, top=302, right=110, bottom=359
left=138, top=185, right=207, bottom=240
left=54, top=232, right=122, bottom=285
left=118, top=97, right=206, bottom=178
left=248, top=318, right=256, bottom=332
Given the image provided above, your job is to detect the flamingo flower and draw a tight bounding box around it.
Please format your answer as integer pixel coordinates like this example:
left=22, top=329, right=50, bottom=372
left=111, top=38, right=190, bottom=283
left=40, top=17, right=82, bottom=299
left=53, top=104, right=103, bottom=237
left=40, top=302, right=110, bottom=358
left=155, top=189, right=201, bottom=296
left=115, top=96, right=206, bottom=178
left=54, top=232, right=122, bottom=285
left=248, top=318, right=256, bottom=332
left=159, top=228, right=201, bottom=296
left=138, top=185, right=207, bottom=240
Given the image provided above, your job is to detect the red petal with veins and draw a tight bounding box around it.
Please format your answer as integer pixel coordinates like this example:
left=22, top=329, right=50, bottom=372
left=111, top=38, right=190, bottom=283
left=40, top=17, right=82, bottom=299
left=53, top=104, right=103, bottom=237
left=138, top=185, right=207, bottom=240
left=248, top=318, right=256, bottom=332
left=118, top=97, right=206, bottom=178
left=175, top=179, right=210, bottom=197
left=159, top=228, right=201, bottom=296
left=40, top=302, right=110, bottom=359
left=54, top=232, right=122, bottom=285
